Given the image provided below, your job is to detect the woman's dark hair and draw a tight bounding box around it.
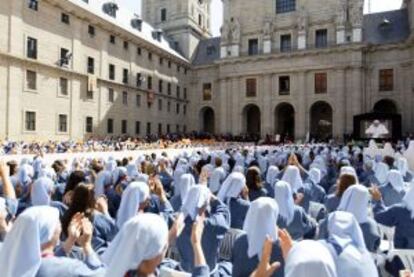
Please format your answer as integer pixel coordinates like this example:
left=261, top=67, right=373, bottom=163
left=336, top=174, right=357, bottom=197
left=246, top=166, right=262, bottom=191
left=7, top=161, right=17, bottom=176
left=64, top=170, right=86, bottom=195
left=61, top=183, right=95, bottom=237
left=228, top=158, right=236, bottom=173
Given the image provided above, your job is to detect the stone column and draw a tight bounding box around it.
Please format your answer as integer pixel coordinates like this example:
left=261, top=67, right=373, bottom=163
left=333, top=68, right=346, bottom=139
left=295, top=71, right=307, bottom=140
left=231, top=77, right=241, bottom=135
left=219, top=78, right=228, bottom=133
left=263, top=36, right=272, bottom=54
left=262, top=74, right=273, bottom=135
left=298, top=30, right=307, bottom=50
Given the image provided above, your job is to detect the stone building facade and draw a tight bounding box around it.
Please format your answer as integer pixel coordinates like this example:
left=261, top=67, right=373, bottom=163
left=0, top=0, right=192, bottom=141
left=1, top=0, right=413, bottom=142
left=190, top=0, right=414, bottom=140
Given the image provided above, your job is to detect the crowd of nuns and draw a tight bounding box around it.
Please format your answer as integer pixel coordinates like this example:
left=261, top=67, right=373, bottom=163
left=1, top=140, right=414, bottom=277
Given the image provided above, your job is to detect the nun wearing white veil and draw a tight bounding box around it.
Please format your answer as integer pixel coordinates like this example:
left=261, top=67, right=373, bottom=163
left=208, top=158, right=227, bottom=194
left=217, top=172, right=249, bottom=229
left=274, top=181, right=316, bottom=240
left=101, top=213, right=168, bottom=277
left=396, top=157, right=413, bottom=182
left=265, top=166, right=280, bottom=198
left=372, top=184, right=414, bottom=249
left=374, top=162, right=389, bottom=185
left=116, top=182, right=150, bottom=228
left=232, top=197, right=284, bottom=277
left=321, top=211, right=378, bottom=277
left=379, top=169, right=408, bottom=206
left=31, top=177, right=68, bottom=217
left=284, top=240, right=337, bottom=277
left=404, top=140, right=414, bottom=171
left=319, top=185, right=380, bottom=252
left=176, top=185, right=231, bottom=276
left=281, top=165, right=313, bottom=212
left=305, top=167, right=327, bottom=204
left=0, top=206, right=105, bottom=277
left=170, top=173, right=196, bottom=212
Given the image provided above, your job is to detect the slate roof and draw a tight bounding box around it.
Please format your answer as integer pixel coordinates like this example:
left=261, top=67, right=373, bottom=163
left=192, top=37, right=221, bottom=66
left=363, top=9, right=410, bottom=45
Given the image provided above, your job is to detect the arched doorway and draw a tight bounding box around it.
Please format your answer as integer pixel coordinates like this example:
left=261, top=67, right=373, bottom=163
left=310, top=101, right=333, bottom=141
left=275, top=103, right=295, bottom=140
left=199, top=107, right=215, bottom=133
left=242, top=104, right=261, bottom=136
left=373, top=99, right=398, bottom=114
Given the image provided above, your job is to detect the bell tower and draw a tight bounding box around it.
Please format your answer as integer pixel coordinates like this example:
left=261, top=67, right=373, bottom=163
left=142, top=0, right=212, bottom=59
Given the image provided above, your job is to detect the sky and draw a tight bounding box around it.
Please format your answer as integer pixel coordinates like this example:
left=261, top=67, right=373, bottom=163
left=120, top=0, right=403, bottom=36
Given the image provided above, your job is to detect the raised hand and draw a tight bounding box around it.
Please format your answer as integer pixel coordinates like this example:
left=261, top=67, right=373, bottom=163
left=250, top=236, right=281, bottom=277
left=278, top=229, right=293, bottom=260
left=369, top=186, right=382, bottom=201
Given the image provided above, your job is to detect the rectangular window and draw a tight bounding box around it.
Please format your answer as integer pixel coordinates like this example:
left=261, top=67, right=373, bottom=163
left=107, top=118, right=114, bottom=134
left=27, top=37, right=37, bottom=59
left=184, top=88, right=187, bottom=99
left=123, top=41, right=129, bottom=50
left=59, top=77, right=68, bottom=96
left=158, top=123, right=162, bottom=135
left=198, top=14, right=203, bottom=26
left=176, top=103, right=180, bottom=114
left=167, top=124, right=171, bottom=133
left=158, top=99, right=163, bottom=111
left=280, top=34, right=292, bottom=52
left=315, top=29, right=328, bottom=48
left=136, top=73, right=142, bottom=87
left=176, top=124, right=180, bottom=133
left=26, top=70, right=37, bottom=90
left=122, top=120, right=128, bottom=134
left=168, top=61, right=172, bottom=68
left=136, top=94, right=141, bottom=107
left=279, top=76, right=290, bottom=95
left=88, top=25, right=95, bottom=37
left=122, top=91, right=128, bottom=105
left=87, top=57, right=95, bottom=74
left=122, top=68, right=129, bottom=84
left=85, top=117, right=93, bottom=133
left=25, top=111, right=36, bottom=131
left=177, top=86, right=181, bottom=99
left=161, top=8, right=167, bottom=21
left=276, top=0, right=296, bottom=13
left=58, top=114, right=68, bottom=133
left=61, top=13, right=70, bottom=24
left=148, top=52, right=152, bottom=61
left=246, top=78, right=257, bottom=97
left=147, top=76, right=153, bottom=90
left=108, top=88, right=114, bottom=103
left=86, top=90, right=94, bottom=100
left=109, top=64, right=115, bottom=80
left=135, top=121, right=141, bottom=135
left=167, top=83, right=171, bottom=95
left=379, top=69, right=394, bottom=91
left=159, top=57, right=163, bottom=65
left=137, top=47, right=142, bottom=55
left=315, top=73, right=328, bottom=94
left=109, top=35, right=116, bottom=44
left=146, top=122, right=151, bottom=135
left=184, top=105, right=187, bottom=115
left=159, top=80, right=163, bottom=93
left=60, top=48, right=70, bottom=67
left=203, top=83, right=212, bottom=101
left=167, top=101, right=171, bottom=113
left=248, top=39, right=259, bottom=56
left=28, top=0, right=38, bottom=11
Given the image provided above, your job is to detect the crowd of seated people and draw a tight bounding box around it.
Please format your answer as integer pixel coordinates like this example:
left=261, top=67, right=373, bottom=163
left=0, top=140, right=414, bottom=276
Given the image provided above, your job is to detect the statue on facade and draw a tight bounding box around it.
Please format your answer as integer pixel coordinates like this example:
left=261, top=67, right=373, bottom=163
left=336, top=0, right=348, bottom=26
left=230, top=17, right=241, bottom=44
left=297, top=7, right=308, bottom=32
left=351, top=0, right=363, bottom=26
left=263, top=19, right=273, bottom=37
left=221, top=20, right=231, bottom=44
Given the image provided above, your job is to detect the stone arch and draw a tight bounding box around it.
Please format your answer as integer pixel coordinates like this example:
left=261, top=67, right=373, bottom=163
left=310, top=101, right=333, bottom=141
left=242, top=104, right=261, bottom=136
left=199, top=106, right=215, bottom=133
left=274, top=102, right=295, bottom=140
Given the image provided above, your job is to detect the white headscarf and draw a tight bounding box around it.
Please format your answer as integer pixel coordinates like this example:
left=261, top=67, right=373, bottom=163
left=337, top=185, right=369, bottom=224
left=102, top=213, right=168, bottom=277
left=95, top=170, right=112, bottom=196
left=18, top=163, right=34, bottom=187
left=374, top=162, right=389, bottom=185
left=274, top=181, right=295, bottom=225
left=308, top=168, right=322, bottom=184
left=243, top=197, right=279, bottom=258
left=209, top=166, right=226, bottom=193
left=0, top=206, right=60, bottom=277
left=402, top=185, right=414, bottom=219
left=38, top=167, right=56, bottom=180
left=266, top=166, right=280, bottom=185
left=181, top=185, right=211, bottom=220
left=340, top=166, right=359, bottom=183
left=285, top=240, right=337, bottom=277
left=177, top=174, right=195, bottom=202
left=31, top=177, right=54, bottom=206
left=105, top=159, right=117, bottom=172
left=217, top=172, right=246, bottom=203
left=396, top=157, right=409, bottom=177
left=126, top=164, right=139, bottom=180
left=404, top=141, right=414, bottom=171
left=387, top=169, right=406, bottom=193
left=328, top=211, right=366, bottom=251
left=282, top=166, right=303, bottom=192
left=116, top=182, right=150, bottom=228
